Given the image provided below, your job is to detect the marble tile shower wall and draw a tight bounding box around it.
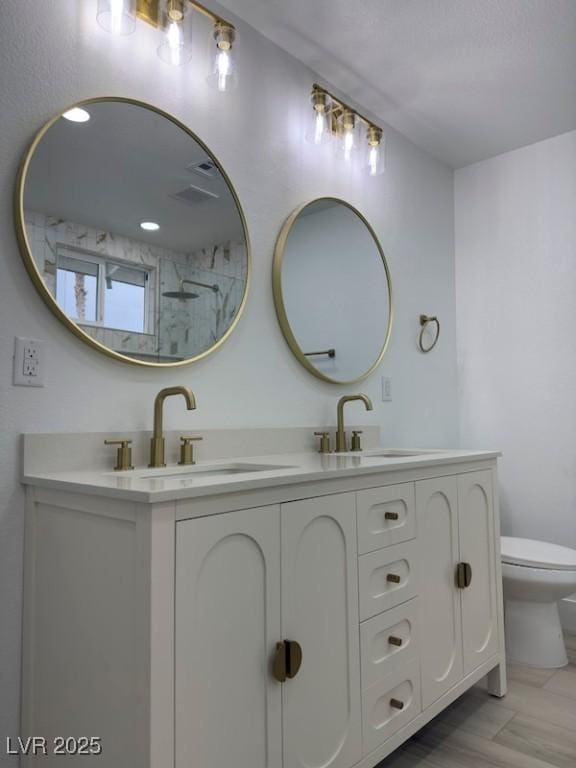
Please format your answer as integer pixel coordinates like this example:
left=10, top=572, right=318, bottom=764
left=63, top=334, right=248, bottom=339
left=159, top=241, right=246, bottom=359
left=24, top=211, right=247, bottom=360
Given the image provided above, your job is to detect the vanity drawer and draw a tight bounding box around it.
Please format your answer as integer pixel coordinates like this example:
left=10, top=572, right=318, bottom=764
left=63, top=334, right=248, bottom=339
left=362, top=658, right=422, bottom=755
left=358, top=541, right=419, bottom=621
left=357, top=483, right=416, bottom=555
left=360, top=599, right=419, bottom=690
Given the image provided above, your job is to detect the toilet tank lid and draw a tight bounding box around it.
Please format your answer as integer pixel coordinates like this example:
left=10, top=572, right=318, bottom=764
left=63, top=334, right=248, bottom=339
left=501, top=537, right=576, bottom=570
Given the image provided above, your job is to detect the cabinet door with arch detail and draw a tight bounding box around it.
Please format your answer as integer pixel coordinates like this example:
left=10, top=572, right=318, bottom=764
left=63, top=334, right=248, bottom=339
left=281, top=493, right=362, bottom=768
left=175, top=506, right=282, bottom=768
left=416, top=477, right=463, bottom=709
left=458, top=471, right=499, bottom=674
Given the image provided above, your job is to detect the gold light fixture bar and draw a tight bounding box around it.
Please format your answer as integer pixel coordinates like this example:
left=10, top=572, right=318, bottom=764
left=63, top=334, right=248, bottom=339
left=136, top=0, right=235, bottom=30
left=311, top=83, right=380, bottom=137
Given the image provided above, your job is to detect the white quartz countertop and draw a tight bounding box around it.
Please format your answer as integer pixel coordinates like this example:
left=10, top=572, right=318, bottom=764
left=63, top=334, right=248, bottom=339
left=22, top=448, right=501, bottom=503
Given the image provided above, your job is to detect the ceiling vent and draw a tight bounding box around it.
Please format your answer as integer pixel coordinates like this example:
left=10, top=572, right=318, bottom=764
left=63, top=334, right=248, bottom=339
left=170, top=184, right=220, bottom=206
left=188, top=159, right=219, bottom=179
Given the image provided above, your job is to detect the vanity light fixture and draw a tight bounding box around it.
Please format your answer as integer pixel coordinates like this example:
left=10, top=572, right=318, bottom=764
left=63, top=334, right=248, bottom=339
left=140, top=221, right=160, bottom=231
left=308, top=84, right=386, bottom=176
left=62, top=107, right=91, bottom=123
left=97, top=0, right=237, bottom=86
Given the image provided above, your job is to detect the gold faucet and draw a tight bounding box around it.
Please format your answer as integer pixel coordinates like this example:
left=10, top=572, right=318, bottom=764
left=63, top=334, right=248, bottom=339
left=335, top=394, right=373, bottom=452
left=149, top=386, right=196, bottom=468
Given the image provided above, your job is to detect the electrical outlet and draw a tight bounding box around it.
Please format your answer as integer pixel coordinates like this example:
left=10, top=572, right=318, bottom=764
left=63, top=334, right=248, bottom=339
left=13, top=338, right=45, bottom=387
left=381, top=376, right=392, bottom=402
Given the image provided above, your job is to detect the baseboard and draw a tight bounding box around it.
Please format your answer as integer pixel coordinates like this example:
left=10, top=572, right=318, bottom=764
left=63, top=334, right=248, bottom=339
left=559, top=595, right=576, bottom=633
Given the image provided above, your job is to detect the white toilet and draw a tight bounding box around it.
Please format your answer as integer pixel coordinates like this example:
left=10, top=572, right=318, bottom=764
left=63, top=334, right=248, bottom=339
left=501, top=536, right=576, bottom=668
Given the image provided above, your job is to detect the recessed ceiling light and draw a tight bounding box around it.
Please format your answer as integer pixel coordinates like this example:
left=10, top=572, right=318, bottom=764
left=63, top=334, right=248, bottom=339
left=140, top=221, right=160, bottom=231
left=62, top=107, right=91, bottom=123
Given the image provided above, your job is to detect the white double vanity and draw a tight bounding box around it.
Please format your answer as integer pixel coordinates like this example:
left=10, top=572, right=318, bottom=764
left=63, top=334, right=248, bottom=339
left=12, top=52, right=507, bottom=768
left=21, top=428, right=506, bottom=768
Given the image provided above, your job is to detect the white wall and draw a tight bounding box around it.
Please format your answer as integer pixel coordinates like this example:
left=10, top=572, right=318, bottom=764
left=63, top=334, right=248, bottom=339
left=0, top=1, right=457, bottom=757
left=456, top=131, right=576, bottom=551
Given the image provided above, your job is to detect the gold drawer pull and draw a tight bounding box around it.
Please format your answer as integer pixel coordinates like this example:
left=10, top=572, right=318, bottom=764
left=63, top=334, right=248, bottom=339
left=388, top=636, right=403, bottom=647
left=385, top=511, right=399, bottom=521
left=387, top=573, right=401, bottom=584
left=390, top=698, right=405, bottom=710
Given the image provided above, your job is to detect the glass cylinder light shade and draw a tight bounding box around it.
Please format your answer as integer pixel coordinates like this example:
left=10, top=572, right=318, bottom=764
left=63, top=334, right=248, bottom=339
left=336, top=108, right=360, bottom=162
left=207, top=23, right=237, bottom=92
left=305, top=88, right=332, bottom=145
left=157, top=0, right=193, bottom=67
left=96, top=0, right=136, bottom=35
left=365, top=126, right=385, bottom=177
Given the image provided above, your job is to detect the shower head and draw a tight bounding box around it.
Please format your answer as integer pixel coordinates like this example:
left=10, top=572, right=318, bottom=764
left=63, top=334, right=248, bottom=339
left=162, top=278, right=220, bottom=301
left=162, top=290, right=199, bottom=300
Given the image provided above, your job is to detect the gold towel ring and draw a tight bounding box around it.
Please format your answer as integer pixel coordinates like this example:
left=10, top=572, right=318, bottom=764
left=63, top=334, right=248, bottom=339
left=419, top=315, right=440, bottom=353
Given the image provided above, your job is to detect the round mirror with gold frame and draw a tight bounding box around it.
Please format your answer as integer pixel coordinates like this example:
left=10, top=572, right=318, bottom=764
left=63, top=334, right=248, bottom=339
left=15, top=97, right=250, bottom=367
left=273, top=198, right=393, bottom=384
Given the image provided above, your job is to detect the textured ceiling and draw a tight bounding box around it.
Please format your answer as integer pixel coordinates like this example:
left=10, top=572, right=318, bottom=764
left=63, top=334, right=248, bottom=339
left=217, top=0, right=576, bottom=167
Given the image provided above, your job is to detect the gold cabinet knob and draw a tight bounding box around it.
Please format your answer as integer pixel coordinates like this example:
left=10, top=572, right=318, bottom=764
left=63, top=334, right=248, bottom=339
left=179, top=436, right=203, bottom=466
left=314, top=431, right=331, bottom=454
left=272, top=639, right=303, bottom=682
left=388, top=636, right=403, bottom=647
left=390, top=698, right=405, bottom=710
left=350, top=430, right=363, bottom=452
left=384, top=511, right=399, bottom=521
left=387, top=573, right=401, bottom=584
left=456, top=562, right=473, bottom=589
left=104, top=439, right=134, bottom=471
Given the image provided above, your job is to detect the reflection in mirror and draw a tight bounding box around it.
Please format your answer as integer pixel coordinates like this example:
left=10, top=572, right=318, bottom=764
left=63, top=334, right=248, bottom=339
left=18, top=98, right=249, bottom=366
left=273, top=199, right=392, bottom=384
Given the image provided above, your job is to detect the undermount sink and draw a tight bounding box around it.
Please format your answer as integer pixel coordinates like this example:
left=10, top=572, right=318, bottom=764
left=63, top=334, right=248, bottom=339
left=364, top=449, right=432, bottom=458
left=326, top=449, right=439, bottom=458
left=104, top=462, right=296, bottom=480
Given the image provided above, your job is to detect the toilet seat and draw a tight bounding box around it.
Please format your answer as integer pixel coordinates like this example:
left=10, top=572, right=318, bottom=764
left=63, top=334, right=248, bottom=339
left=501, top=536, right=576, bottom=571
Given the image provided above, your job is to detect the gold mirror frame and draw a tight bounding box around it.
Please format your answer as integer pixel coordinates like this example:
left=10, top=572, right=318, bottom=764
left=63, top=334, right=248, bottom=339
left=272, top=197, right=393, bottom=385
left=14, top=96, right=251, bottom=368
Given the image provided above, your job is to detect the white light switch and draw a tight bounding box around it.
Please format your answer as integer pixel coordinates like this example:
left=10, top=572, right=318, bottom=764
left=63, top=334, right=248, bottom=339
left=14, top=337, right=45, bottom=387
left=382, top=376, right=392, bottom=402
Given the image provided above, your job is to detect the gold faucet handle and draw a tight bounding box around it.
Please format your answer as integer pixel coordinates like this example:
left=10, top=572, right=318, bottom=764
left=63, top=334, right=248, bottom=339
left=104, top=439, right=134, bottom=471
left=314, top=431, right=332, bottom=454
left=350, top=430, right=363, bottom=452
left=179, top=436, right=203, bottom=466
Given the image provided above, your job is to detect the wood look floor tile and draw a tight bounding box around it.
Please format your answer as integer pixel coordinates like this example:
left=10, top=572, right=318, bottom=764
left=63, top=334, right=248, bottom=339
left=471, top=679, right=576, bottom=731
left=494, top=713, right=576, bottom=768
left=543, top=665, right=576, bottom=700
left=564, top=634, right=576, bottom=665
left=433, top=690, right=516, bottom=739
left=378, top=741, right=439, bottom=768
left=411, top=720, right=558, bottom=768
left=507, top=663, right=556, bottom=688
